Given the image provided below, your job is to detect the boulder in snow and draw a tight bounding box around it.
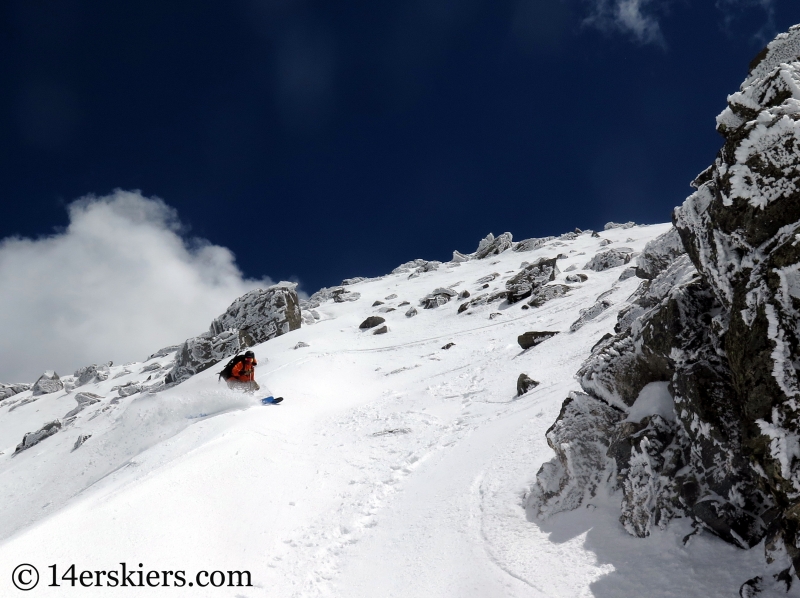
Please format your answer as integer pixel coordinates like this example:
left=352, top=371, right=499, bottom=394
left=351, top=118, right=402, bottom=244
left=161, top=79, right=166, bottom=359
left=634, top=228, right=685, bottom=280
left=517, top=374, right=539, bottom=396
left=0, top=383, right=31, bottom=402
left=14, top=420, right=62, bottom=454
left=518, top=331, right=559, bottom=350
left=32, top=371, right=63, bottom=396
left=505, top=257, right=559, bottom=304
left=583, top=249, right=631, bottom=272
left=359, top=316, right=386, bottom=330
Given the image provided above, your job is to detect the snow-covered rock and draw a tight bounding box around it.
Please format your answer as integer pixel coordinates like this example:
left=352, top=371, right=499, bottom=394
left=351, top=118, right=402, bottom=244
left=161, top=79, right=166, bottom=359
left=635, top=228, right=685, bottom=280
left=31, top=371, right=63, bottom=396
left=0, top=383, right=31, bottom=402
left=583, top=248, right=632, bottom=271
left=531, top=27, right=800, bottom=584
left=505, top=256, right=559, bottom=303
left=210, top=282, right=301, bottom=345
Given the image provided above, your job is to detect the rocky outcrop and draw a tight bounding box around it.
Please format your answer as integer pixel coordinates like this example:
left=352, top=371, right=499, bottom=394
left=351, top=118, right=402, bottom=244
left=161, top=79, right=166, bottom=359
left=73, top=363, right=110, bottom=387
left=635, top=228, right=685, bottom=280
left=472, top=233, right=513, bottom=259
left=527, top=284, right=571, bottom=308
left=513, top=236, right=555, bottom=252
left=529, top=28, right=800, bottom=584
left=584, top=249, right=632, bottom=272
left=32, top=371, right=63, bottom=396
left=421, top=288, right=457, bottom=309
left=166, top=329, right=251, bottom=385
left=506, top=257, right=559, bottom=304
left=14, top=420, right=62, bottom=454
left=165, top=283, right=302, bottom=386
left=211, top=283, right=301, bottom=344
left=64, top=392, right=103, bottom=418
left=0, top=383, right=31, bottom=402
left=569, top=300, right=612, bottom=332
left=604, top=221, right=636, bottom=230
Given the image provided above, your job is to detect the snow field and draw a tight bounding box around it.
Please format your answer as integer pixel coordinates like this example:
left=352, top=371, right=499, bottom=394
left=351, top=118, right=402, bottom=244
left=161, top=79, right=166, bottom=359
left=1, top=223, right=787, bottom=597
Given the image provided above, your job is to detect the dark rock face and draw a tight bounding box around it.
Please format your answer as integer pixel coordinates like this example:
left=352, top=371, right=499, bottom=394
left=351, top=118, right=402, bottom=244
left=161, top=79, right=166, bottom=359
left=530, top=27, right=800, bottom=582
left=32, top=371, right=63, bottom=396
left=517, top=374, right=539, bottom=396
left=442, top=342, right=455, bottom=350
left=373, top=325, right=388, bottom=335
left=359, top=316, right=386, bottom=330
left=506, top=257, right=559, bottom=304
left=0, top=383, right=31, bottom=402
left=518, top=331, right=559, bottom=350
left=14, top=420, right=62, bottom=454
left=405, top=307, right=418, bottom=318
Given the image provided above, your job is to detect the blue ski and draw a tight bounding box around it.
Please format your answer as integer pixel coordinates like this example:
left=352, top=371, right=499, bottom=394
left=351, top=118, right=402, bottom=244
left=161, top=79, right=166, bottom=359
left=261, top=396, right=284, bottom=405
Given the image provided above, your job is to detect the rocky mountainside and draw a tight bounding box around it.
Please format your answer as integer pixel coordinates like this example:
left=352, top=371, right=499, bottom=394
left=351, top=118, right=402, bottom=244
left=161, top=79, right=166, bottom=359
left=528, top=24, right=800, bottom=594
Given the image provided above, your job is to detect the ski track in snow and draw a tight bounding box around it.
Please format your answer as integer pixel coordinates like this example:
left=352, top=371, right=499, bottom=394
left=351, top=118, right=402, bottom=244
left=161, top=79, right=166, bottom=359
left=0, top=223, right=791, bottom=597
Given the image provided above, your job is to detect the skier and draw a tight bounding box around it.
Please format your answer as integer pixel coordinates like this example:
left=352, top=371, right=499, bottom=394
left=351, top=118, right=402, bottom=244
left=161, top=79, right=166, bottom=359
left=224, top=350, right=260, bottom=392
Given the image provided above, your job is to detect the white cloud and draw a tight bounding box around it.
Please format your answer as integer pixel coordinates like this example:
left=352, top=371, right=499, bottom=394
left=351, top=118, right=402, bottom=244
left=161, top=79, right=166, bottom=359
left=583, top=0, right=665, bottom=46
left=583, top=0, right=775, bottom=46
left=0, top=190, right=274, bottom=383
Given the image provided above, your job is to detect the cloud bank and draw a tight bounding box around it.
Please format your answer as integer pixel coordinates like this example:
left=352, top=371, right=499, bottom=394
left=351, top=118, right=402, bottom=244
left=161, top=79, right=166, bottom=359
left=0, top=190, right=273, bottom=383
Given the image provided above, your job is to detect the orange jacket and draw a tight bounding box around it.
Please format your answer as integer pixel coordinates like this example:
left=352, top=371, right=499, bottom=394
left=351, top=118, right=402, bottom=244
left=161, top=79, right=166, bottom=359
left=230, top=358, right=257, bottom=382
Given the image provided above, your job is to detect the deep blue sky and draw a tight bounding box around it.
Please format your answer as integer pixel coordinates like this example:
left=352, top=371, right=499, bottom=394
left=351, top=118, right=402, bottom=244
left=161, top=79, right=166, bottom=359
left=2, top=1, right=799, bottom=294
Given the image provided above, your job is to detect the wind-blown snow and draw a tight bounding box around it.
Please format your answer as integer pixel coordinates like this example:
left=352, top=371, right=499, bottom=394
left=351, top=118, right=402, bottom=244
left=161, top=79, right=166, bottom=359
left=0, top=223, right=777, bottom=597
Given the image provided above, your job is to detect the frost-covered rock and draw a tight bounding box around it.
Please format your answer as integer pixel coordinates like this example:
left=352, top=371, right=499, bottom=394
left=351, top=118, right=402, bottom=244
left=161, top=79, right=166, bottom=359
left=457, top=291, right=508, bottom=313
left=604, top=221, right=636, bottom=230
left=531, top=27, right=800, bottom=572
left=14, top=420, right=62, bottom=454
left=0, top=383, right=31, bottom=402
left=420, top=287, right=457, bottom=309
left=32, top=371, right=63, bottom=396
left=146, top=345, right=180, bottom=360
left=166, top=329, right=251, bottom=385
left=73, top=363, right=110, bottom=387
left=526, top=392, right=623, bottom=519
left=527, top=284, right=571, bottom=308
left=210, top=283, right=301, bottom=344
left=635, top=228, right=685, bottom=280
left=565, top=273, right=588, bottom=283
left=165, top=283, right=301, bottom=386
left=569, top=300, right=611, bottom=332
left=513, top=236, right=554, bottom=252
left=472, top=232, right=513, bottom=259
left=505, top=257, right=559, bottom=304
left=584, top=249, right=631, bottom=272
left=64, top=392, right=103, bottom=418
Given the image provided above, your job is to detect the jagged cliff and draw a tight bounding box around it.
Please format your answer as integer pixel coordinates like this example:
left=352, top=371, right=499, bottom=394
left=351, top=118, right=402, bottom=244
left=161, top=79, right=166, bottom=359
left=528, top=24, right=800, bottom=591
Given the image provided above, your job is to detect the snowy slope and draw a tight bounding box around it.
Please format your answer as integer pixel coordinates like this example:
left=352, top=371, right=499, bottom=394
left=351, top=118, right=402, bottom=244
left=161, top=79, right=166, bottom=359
left=0, top=223, right=786, bottom=597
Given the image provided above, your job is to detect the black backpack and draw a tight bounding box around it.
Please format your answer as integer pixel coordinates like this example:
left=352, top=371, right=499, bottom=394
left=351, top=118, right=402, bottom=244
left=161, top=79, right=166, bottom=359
left=218, top=354, right=247, bottom=381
